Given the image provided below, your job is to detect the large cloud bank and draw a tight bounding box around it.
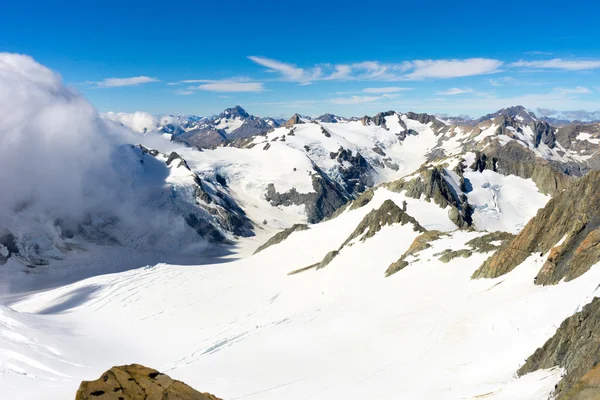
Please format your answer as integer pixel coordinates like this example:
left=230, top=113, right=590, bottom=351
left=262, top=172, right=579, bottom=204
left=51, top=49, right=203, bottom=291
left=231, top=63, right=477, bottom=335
left=0, top=54, right=206, bottom=260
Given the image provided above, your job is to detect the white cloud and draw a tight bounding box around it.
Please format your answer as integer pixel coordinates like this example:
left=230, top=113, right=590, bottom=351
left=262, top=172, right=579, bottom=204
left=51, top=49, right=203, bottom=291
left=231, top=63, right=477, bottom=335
left=96, top=76, right=159, bottom=88
left=248, top=56, right=321, bottom=84
left=249, top=56, right=502, bottom=83
left=175, top=90, right=194, bottom=96
left=180, top=77, right=264, bottom=93
left=511, top=58, right=600, bottom=71
left=436, top=88, right=474, bottom=96
left=553, top=86, right=591, bottom=95
left=329, top=94, right=397, bottom=105
left=194, top=80, right=264, bottom=92
left=362, top=87, right=410, bottom=93
left=525, top=51, right=553, bottom=56
left=0, top=53, right=211, bottom=258
left=403, top=59, right=502, bottom=80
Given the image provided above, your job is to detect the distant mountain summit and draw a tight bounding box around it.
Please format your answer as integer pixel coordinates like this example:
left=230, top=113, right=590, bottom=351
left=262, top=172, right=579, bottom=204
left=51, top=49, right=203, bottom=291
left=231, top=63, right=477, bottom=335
left=475, top=105, right=537, bottom=124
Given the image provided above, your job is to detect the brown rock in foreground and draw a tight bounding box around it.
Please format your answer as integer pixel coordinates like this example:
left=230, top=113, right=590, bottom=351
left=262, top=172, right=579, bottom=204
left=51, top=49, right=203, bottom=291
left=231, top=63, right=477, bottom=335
left=518, top=297, right=600, bottom=399
left=75, top=364, right=221, bottom=400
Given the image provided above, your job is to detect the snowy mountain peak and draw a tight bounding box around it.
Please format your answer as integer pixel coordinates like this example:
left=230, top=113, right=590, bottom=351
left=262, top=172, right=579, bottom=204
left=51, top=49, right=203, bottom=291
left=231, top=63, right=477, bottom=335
left=479, top=105, right=537, bottom=124
left=218, top=105, right=250, bottom=120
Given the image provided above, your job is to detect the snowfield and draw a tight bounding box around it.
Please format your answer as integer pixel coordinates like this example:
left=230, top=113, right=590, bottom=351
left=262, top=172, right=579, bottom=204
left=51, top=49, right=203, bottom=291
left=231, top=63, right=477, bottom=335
left=2, top=196, right=600, bottom=400
left=3, top=52, right=600, bottom=400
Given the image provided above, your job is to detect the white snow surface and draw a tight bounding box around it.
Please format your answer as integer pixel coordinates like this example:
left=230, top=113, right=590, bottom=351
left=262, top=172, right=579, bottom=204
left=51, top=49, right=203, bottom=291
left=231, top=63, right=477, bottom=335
left=463, top=169, right=551, bottom=234
left=2, top=196, right=600, bottom=400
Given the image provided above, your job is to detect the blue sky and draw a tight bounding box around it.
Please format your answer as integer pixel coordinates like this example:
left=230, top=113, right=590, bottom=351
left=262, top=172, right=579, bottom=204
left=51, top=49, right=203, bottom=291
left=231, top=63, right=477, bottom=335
left=3, top=0, right=600, bottom=118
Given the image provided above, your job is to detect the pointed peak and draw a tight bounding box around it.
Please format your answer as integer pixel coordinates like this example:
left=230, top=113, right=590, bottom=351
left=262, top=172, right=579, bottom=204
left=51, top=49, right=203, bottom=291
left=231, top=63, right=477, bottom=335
left=220, top=105, right=250, bottom=120
left=285, top=113, right=305, bottom=128
left=478, top=105, right=537, bottom=124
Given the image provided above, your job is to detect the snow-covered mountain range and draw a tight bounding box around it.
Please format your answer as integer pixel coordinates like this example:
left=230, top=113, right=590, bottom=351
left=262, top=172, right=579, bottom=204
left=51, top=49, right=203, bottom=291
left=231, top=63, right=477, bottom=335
left=2, top=54, right=600, bottom=400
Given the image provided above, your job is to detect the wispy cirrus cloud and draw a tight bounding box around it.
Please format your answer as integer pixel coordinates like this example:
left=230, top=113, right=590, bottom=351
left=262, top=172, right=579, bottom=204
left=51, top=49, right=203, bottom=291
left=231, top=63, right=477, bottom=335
left=525, top=51, right=553, bottom=56
left=248, top=56, right=322, bottom=84
left=402, top=59, right=502, bottom=80
left=329, top=93, right=397, bottom=105
left=436, top=88, right=474, bottom=96
left=553, top=86, right=591, bottom=95
left=95, top=76, right=159, bottom=88
left=248, top=56, right=502, bottom=83
left=362, top=87, right=411, bottom=93
left=511, top=58, right=600, bottom=71
left=173, top=77, right=265, bottom=93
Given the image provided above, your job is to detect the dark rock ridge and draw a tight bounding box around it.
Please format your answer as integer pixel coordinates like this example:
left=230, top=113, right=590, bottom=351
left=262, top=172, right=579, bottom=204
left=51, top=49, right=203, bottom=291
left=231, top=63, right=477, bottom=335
left=315, top=113, right=343, bottom=123
left=254, top=224, right=309, bottom=254
left=518, top=297, right=600, bottom=400
left=292, top=200, right=424, bottom=274
left=475, top=105, right=537, bottom=125
left=265, top=167, right=349, bottom=224
left=386, top=166, right=473, bottom=228
left=470, top=141, right=573, bottom=195
left=472, top=171, right=600, bottom=283
left=386, top=230, right=445, bottom=276
left=341, top=199, right=425, bottom=249
left=285, top=113, right=304, bottom=128
left=315, top=200, right=424, bottom=271
left=75, top=364, right=221, bottom=400
left=386, top=231, right=515, bottom=277
left=328, top=147, right=374, bottom=195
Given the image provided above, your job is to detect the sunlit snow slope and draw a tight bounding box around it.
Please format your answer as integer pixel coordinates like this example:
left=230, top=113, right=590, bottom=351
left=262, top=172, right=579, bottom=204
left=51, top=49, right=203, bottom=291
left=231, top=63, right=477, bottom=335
left=2, top=191, right=600, bottom=400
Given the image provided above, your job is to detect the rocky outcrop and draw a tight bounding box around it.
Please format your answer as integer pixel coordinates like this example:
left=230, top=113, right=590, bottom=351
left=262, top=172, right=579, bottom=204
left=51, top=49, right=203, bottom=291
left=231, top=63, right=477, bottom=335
left=75, top=364, right=221, bottom=400
left=386, top=167, right=473, bottom=228
left=304, top=200, right=424, bottom=273
left=341, top=199, right=424, bottom=249
left=285, top=113, right=304, bottom=128
left=265, top=168, right=349, bottom=223
left=315, top=113, right=340, bottom=123
left=559, top=364, right=600, bottom=400
left=254, top=224, right=309, bottom=254
left=141, top=146, right=254, bottom=240
left=472, top=141, right=572, bottom=195
left=517, top=297, right=600, bottom=400
left=385, top=230, right=445, bottom=276
left=472, top=171, right=600, bottom=283
left=404, top=112, right=446, bottom=131
left=328, top=147, right=374, bottom=194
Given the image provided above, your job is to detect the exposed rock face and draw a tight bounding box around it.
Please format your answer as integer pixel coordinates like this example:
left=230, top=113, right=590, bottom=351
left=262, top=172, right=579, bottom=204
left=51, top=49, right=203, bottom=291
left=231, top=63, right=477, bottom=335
left=328, top=147, right=374, bottom=194
left=404, top=111, right=446, bottom=131
left=171, top=106, right=273, bottom=149
left=559, top=364, right=600, bottom=400
left=265, top=169, right=349, bottom=223
left=315, top=113, right=340, bottom=123
left=371, top=111, right=397, bottom=129
left=518, top=297, right=600, bottom=400
left=75, top=364, right=221, bottom=400
left=386, top=230, right=445, bottom=276
left=387, top=167, right=472, bottom=228
left=472, top=171, right=600, bottom=283
left=285, top=113, right=304, bottom=128
left=473, top=141, right=572, bottom=195
left=475, top=105, right=536, bottom=125
left=341, top=199, right=425, bottom=249
left=140, top=146, right=254, bottom=240
left=254, top=224, right=309, bottom=254
left=304, top=200, right=424, bottom=273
